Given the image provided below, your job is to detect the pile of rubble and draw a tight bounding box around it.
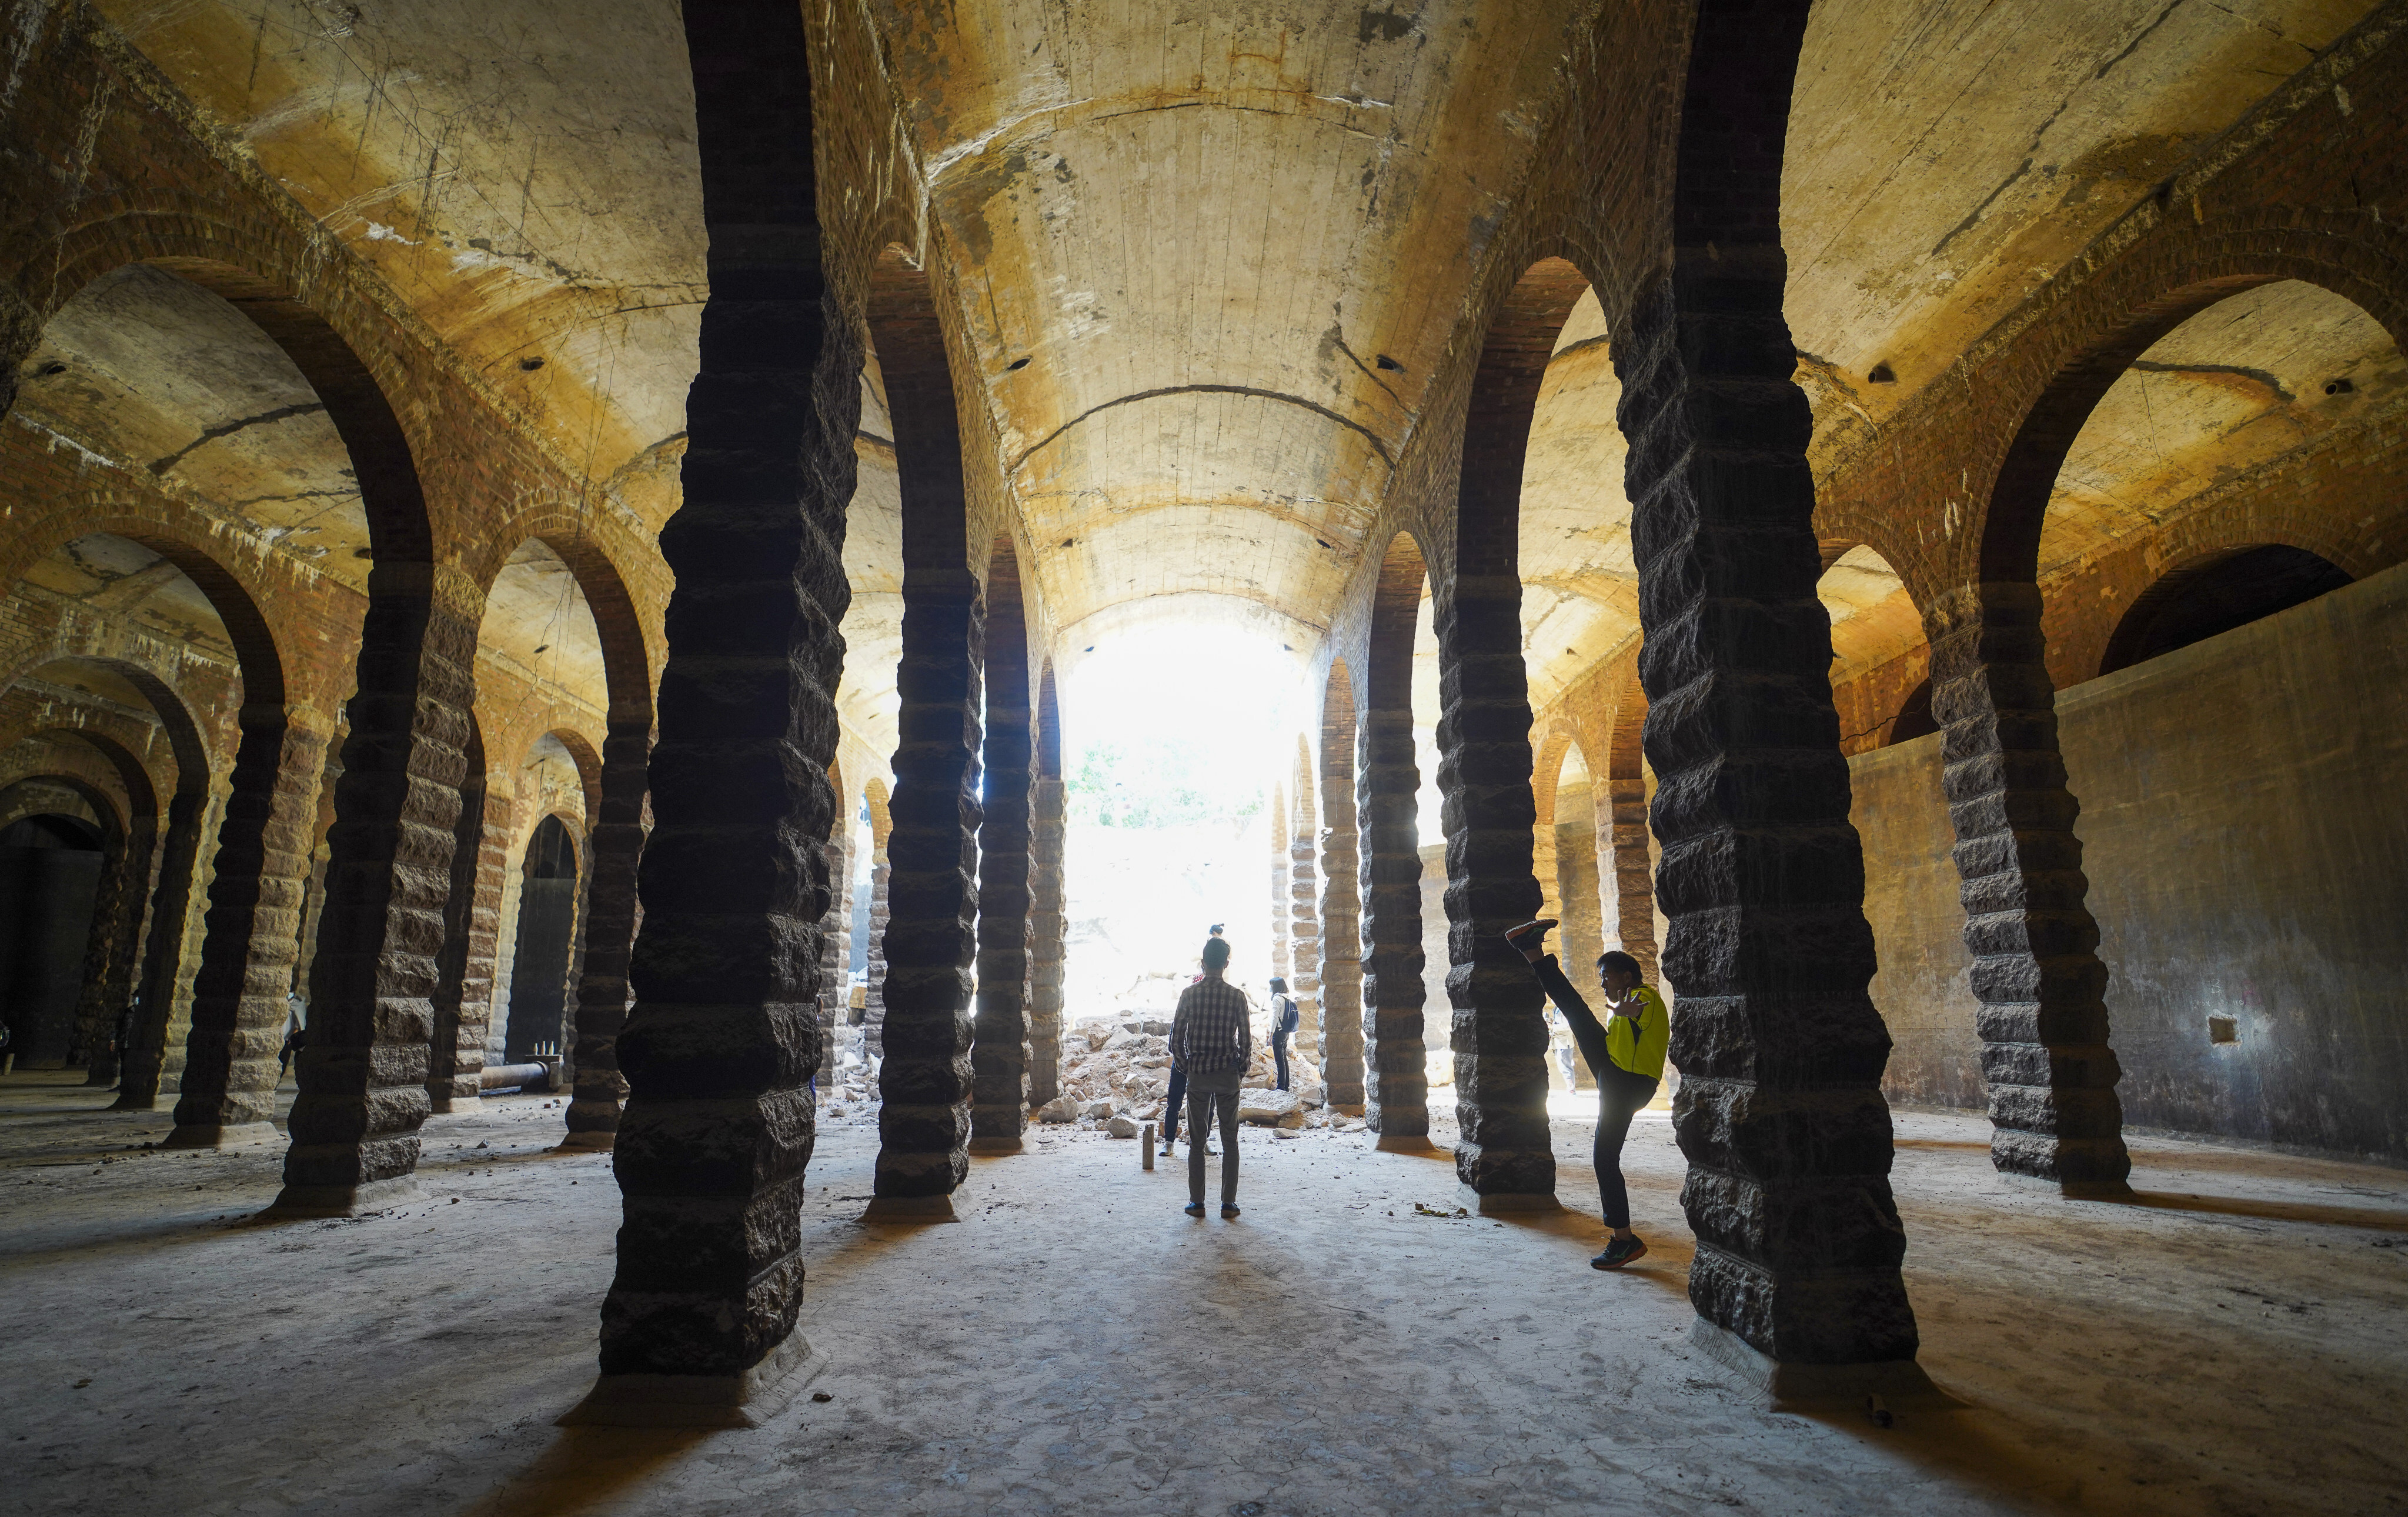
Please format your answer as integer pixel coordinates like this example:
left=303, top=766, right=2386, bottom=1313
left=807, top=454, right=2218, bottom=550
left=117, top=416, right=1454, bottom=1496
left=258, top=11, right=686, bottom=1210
left=1031, top=1014, right=1367, bottom=1137
left=812, top=1011, right=1372, bottom=1137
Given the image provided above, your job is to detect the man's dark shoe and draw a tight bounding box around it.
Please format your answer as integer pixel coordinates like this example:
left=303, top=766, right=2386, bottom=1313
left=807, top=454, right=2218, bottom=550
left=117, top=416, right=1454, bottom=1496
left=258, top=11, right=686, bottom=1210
left=1184, top=1202, right=1205, bottom=1216
left=1591, top=1235, right=1648, bottom=1270
left=1221, top=1203, right=1241, bottom=1218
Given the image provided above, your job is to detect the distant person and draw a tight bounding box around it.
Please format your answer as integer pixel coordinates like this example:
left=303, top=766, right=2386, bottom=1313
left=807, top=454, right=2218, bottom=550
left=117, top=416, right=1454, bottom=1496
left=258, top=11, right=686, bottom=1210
left=1504, top=919, right=1668, bottom=1270
left=1170, top=935, right=1251, bottom=1218
left=278, top=991, right=309, bottom=1085
left=1265, top=976, right=1299, bottom=1091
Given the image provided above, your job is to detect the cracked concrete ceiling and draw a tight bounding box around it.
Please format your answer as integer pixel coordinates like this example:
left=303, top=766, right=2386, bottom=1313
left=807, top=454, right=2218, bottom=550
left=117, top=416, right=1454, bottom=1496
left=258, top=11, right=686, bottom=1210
left=25, top=0, right=2400, bottom=775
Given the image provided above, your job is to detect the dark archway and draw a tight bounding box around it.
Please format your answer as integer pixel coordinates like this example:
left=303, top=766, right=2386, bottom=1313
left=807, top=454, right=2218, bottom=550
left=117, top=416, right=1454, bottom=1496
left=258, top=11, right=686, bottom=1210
left=0, top=803, right=108, bottom=1067
left=502, top=815, right=583, bottom=1066
left=1885, top=680, right=1938, bottom=746
left=2102, top=546, right=2352, bottom=675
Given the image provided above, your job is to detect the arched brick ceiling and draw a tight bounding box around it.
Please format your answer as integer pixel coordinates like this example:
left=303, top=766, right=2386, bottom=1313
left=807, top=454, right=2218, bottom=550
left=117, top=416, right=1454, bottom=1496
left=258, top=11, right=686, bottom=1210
left=478, top=540, right=607, bottom=719
left=16, top=534, right=236, bottom=667
left=88, top=0, right=705, bottom=535
left=876, top=0, right=1592, bottom=641
left=73, top=0, right=2400, bottom=746
left=19, top=264, right=373, bottom=593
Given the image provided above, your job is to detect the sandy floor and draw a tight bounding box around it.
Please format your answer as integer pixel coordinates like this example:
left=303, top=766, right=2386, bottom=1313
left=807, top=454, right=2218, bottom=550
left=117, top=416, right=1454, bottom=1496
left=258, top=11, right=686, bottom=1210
left=2, top=1069, right=2403, bottom=1516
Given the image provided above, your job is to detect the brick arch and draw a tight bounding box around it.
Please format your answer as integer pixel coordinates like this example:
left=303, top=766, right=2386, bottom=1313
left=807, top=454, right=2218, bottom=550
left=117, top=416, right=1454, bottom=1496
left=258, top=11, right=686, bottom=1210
left=469, top=522, right=658, bottom=731
left=0, top=509, right=293, bottom=710
left=2095, top=541, right=2354, bottom=681
left=0, top=768, right=125, bottom=840
left=504, top=724, right=604, bottom=826
left=1978, top=216, right=2408, bottom=588
left=21, top=231, right=438, bottom=568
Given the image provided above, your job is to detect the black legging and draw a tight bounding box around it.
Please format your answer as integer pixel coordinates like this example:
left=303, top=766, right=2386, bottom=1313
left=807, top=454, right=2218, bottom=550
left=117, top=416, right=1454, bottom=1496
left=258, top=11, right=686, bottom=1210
left=1591, top=1064, right=1659, bottom=1230
left=1162, top=1065, right=1187, bottom=1140
left=1531, top=955, right=1660, bottom=1230
left=1270, top=1029, right=1291, bottom=1091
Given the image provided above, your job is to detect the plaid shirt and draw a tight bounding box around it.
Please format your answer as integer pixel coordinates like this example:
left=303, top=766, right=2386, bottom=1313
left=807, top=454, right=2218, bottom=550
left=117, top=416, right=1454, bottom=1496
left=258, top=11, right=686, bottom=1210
left=1171, top=975, right=1253, bottom=1073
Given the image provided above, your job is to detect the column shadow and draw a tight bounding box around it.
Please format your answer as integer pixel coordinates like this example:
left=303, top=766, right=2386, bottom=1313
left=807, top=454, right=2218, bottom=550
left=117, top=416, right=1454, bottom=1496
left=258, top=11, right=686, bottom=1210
left=452, top=1428, right=711, bottom=1517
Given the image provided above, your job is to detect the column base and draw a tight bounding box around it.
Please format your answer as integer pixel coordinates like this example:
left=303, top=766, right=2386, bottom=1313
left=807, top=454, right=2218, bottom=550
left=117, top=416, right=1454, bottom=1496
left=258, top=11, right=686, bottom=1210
left=861, top=1193, right=958, bottom=1223
left=966, top=1135, right=1023, bottom=1154
left=1328, top=1102, right=1367, bottom=1117
left=261, top=1175, right=423, bottom=1218
left=1374, top=1133, right=1438, bottom=1153
left=1688, top=1319, right=1962, bottom=1413
left=163, top=1121, right=279, bottom=1149
left=1461, top=1185, right=1559, bottom=1215
left=1996, top=1170, right=2135, bottom=1200
left=558, top=1333, right=821, bottom=1430
left=556, top=1131, right=617, bottom=1152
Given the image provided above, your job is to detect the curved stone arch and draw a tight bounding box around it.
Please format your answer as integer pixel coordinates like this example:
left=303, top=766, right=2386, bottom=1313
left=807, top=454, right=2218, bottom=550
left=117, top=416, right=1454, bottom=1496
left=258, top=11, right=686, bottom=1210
left=0, top=505, right=297, bottom=711
left=2094, top=541, right=2355, bottom=682
left=467, top=519, right=660, bottom=732
left=21, top=727, right=166, bottom=1082
left=2066, top=513, right=2382, bottom=684
left=1975, top=218, right=2408, bottom=589
left=0, top=768, right=126, bottom=841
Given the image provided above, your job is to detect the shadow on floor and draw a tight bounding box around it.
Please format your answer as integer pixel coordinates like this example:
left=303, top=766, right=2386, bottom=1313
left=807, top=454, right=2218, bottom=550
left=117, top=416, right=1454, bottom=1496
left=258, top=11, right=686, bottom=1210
left=453, top=1428, right=713, bottom=1517
left=2110, top=1189, right=2408, bottom=1233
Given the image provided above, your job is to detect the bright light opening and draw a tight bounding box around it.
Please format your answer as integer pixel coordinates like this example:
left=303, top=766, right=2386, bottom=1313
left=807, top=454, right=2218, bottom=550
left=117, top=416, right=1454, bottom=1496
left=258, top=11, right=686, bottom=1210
left=1060, top=626, right=1307, bottom=1023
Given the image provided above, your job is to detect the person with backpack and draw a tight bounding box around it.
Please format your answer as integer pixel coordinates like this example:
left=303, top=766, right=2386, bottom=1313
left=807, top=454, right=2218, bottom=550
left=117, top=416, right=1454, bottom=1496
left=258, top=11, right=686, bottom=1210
left=1265, top=975, right=1300, bottom=1091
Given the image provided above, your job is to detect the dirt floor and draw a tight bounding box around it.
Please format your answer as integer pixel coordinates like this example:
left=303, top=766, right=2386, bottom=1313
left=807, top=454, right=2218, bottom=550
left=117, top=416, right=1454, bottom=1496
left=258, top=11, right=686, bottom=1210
left=2, top=1069, right=2403, bottom=1516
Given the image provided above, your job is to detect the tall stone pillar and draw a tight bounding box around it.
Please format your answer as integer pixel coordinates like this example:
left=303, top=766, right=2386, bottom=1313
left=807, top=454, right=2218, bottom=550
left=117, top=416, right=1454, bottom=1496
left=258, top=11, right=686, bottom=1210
left=74, top=801, right=155, bottom=1084
left=1268, top=783, right=1291, bottom=987
left=1553, top=788, right=1602, bottom=1092
left=1618, top=196, right=1920, bottom=1371
left=1432, top=571, right=1554, bottom=1207
left=866, top=252, right=983, bottom=1219
left=427, top=726, right=493, bottom=1114
left=970, top=542, right=1033, bottom=1153
left=114, top=784, right=204, bottom=1109
left=165, top=712, right=325, bottom=1146
left=562, top=728, right=652, bottom=1149
left=1929, top=582, right=2131, bottom=1193
left=1026, top=668, right=1067, bottom=1107
left=1358, top=541, right=1429, bottom=1149
left=572, top=0, right=849, bottom=1425
left=1529, top=791, right=1569, bottom=1095
left=1287, top=794, right=1322, bottom=1061
left=814, top=787, right=851, bottom=1082
left=1317, top=672, right=1365, bottom=1112
left=275, top=574, right=478, bottom=1214
left=863, top=784, right=892, bottom=1055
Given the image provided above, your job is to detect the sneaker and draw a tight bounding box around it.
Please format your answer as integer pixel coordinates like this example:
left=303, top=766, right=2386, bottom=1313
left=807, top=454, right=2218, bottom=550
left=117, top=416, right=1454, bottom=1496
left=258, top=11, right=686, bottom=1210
left=1591, top=1235, right=1648, bottom=1270
left=1160, top=1142, right=1177, bottom=1156
left=1184, top=1202, right=1205, bottom=1216
left=1504, top=919, right=1559, bottom=956
left=1221, top=1203, right=1241, bottom=1218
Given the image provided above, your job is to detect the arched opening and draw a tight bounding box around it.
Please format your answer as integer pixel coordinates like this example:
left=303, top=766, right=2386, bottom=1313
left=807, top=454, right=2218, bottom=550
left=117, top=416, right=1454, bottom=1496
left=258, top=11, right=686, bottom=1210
left=2102, top=545, right=2353, bottom=675
left=1817, top=542, right=1928, bottom=756
left=0, top=796, right=108, bottom=1068
left=501, top=814, right=582, bottom=1070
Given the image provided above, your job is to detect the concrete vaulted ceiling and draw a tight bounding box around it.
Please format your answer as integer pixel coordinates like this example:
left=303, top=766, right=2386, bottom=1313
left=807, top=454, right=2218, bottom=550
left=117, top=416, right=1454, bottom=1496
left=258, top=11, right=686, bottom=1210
left=60, top=0, right=2402, bottom=764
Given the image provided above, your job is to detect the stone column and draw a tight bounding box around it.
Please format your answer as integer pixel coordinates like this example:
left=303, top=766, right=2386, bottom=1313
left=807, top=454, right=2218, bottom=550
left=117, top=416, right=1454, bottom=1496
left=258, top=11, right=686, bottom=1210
left=1929, top=581, right=2131, bottom=1193
left=1618, top=249, right=1919, bottom=1368
left=573, top=0, right=850, bottom=1424
left=427, top=724, right=491, bottom=1114
left=1554, top=789, right=1603, bottom=1092
left=866, top=253, right=983, bottom=1218
left=970, top=544, right=1033, bottom=1153
left=864, top=785, right=893, bottom=1056
left=1358, top=544, right=1429, bottom=1149
left=275, top=575, right=477, bottom=1214
left=561, top=726, right=652, bottom=1149
left=1317, top=669, right=1365, bottom=1111
left=1268, top=783, right=1291, bottom=987
left=1288, top=799, right=1322, bottom=1061
left=814, top=790, right=851, bottom=1082
left=1026, top=669, right=1066, bottom=1107
left=114, top=786, right=201, bottom=1108
left=165, top=711, right=325, bottom=1146
left=1432, top=572, right=1554, bottom=1206
left=1529, top=792, right=1568, bottom=1095
left=74, top=809, right=154, bottom=1083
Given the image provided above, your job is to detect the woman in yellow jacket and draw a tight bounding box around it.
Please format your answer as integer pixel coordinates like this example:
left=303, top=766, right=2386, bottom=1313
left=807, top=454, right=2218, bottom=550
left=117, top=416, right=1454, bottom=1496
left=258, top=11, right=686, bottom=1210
left=1504, top=918, right=1668, bottom=1270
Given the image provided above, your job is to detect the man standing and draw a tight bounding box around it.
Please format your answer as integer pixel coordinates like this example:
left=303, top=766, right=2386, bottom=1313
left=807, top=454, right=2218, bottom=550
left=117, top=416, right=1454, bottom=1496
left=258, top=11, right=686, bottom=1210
left=1170, top=935, right=1251, bottom=1218
left=1265, top=976, right=1299, bottom=1091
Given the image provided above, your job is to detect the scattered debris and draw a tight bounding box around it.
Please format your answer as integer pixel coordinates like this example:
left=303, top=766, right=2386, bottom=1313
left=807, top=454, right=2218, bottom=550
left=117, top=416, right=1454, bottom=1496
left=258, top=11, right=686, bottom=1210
left=811, top=1391, right=834, bottom=1403
left=1412, top=1202, right=1468, bottom=1219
